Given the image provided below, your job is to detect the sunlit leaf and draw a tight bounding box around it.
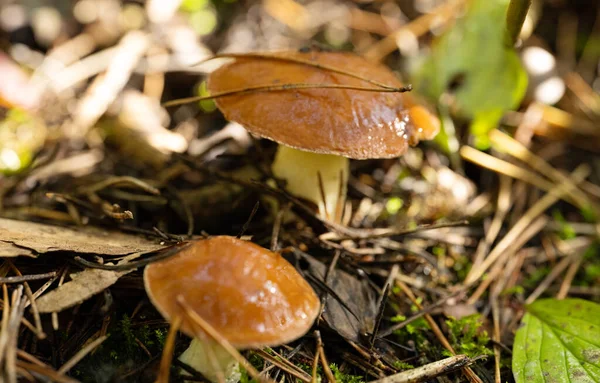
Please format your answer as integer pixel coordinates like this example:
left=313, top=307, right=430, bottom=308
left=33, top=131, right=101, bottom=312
left=411, top=0, right=527, bottom=149
left=180, top=0, right=209, bottom=13
left=197, top=80, right=217, bottom=112
left=512, top=298, right=600, bottom=383
left=0, top=109, right=46, bottom=175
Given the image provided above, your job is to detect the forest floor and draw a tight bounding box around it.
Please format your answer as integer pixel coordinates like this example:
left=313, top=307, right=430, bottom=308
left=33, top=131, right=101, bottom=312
left=0, top=0, right=599, bottom=382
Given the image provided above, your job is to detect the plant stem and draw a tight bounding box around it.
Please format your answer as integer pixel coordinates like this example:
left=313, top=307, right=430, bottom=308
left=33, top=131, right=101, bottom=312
left=505, top=0, right=532, bottom=47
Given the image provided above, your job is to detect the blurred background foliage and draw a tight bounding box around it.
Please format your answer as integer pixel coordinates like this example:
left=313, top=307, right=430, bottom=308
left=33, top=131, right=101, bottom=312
left=0, top=0, right=598, bottom=176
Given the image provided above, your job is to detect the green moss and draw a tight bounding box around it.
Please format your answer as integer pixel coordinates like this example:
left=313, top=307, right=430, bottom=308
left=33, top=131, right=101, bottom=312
left=444, top=314, right=493, bottom=358
left=524, top=266, right=550, bottom=289
left=392, top=301, right=431, bottom=348
left=392, top=360, right=414, bottom=370
left=239, top=352, right=266, bottom=383
left=551, top=210, right=577, bottom=240
left=453, top=255, right=472, bottom=282
left=578, top=242, right=600, bottom=286
left=330, top=364, right=364, bottom=383
left=500, top=285, right=524, bottom=296
left=394, top=316, right=429, bottom=347
left=432, top=246, right=446, bottom=257
left=72, top=314, right=168, bottom=382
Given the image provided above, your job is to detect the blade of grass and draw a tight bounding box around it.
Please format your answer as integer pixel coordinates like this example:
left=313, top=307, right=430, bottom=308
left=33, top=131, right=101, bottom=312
left=504, top=0, right=532, bottom=47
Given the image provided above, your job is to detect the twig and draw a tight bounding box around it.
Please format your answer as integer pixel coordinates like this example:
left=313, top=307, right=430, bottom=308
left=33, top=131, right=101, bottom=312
left=200, top=52, right=410, bottom=91
left=16, top=349, right=47, bottom=367
left=319, top=220, right=469, bottom=242
left=311, top=341, right=320, bottom=383
left=163, top=83, right=412, bottom=108
left=271, top=203, right=290, bottom=251
left=4, top=286, right=27, bottom=383
left=236, top=201, right=260, bottom=239
left=0, top=284, right=10, bottom=368
left=5, top=260, right=45, bottom=340
left=78, top=176, right=160, bottom=196
left=556, top=256, right=583, bottom=299
left=472, top=175, right=512, bottom=270
left=490, top=296, right=502, bottom=383
left=156, top=315, right=181, bottom=383
left=0, top=272, right=57, bottom=284
left=15, top=361, right=79, bottom=383
left=370, top=283, right=391, bottom=348
left=165, top=186, right=194, bottom=237
left=53, top=266, right=69, bottom=331
left=72, top=242, right=188, bottom=271
left=315, top=331, right=336, bottom=383
left=58, top=335, right=108, bottom=374
left=367, top=355, right=472, bottom=383
left=505, top=0, right=532, bottom=47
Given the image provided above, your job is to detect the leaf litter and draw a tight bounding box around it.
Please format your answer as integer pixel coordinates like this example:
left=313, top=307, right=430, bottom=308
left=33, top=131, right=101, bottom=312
left=0, top=217, right=165, bottom=257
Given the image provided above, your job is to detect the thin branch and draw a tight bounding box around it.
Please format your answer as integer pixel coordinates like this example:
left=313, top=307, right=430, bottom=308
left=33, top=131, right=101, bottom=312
left=505, top=0, right=532, bottom=47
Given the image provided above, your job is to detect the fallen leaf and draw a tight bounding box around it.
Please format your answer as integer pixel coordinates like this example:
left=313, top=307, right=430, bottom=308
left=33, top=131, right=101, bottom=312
left=0, top=218, right=164, bottom=257
left=36, top=268, right=130, bottom=313
left=0, top=242, right=35, bottom=258
left=512, top=298, right=600, bottom=383
left=297, top=250, right=377, bottom=342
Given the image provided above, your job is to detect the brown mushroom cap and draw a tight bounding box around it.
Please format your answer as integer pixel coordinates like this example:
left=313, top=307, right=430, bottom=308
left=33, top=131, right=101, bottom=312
left=144, top=236, right=320, bottom=348
left=208, top=51, right=440, bottom=159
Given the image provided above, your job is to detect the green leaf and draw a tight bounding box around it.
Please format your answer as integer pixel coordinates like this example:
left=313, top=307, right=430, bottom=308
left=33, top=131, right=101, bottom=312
left=410, top=0, right=527, bottom=146
left=512, top=298, right=600, bottom=383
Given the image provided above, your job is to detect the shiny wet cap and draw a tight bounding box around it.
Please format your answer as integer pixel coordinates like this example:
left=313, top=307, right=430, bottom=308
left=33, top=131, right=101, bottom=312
left=208, top=50, right=440, bottom=159
left=144, top=236, right=320, bottom=348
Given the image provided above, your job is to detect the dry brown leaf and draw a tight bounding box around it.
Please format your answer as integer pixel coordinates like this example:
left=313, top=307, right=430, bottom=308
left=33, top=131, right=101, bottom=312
left=0, top=218, right=164, bottom=257
left=36, top=268, right=130, bottom=313
left=0, top=241, right=35, bottom=258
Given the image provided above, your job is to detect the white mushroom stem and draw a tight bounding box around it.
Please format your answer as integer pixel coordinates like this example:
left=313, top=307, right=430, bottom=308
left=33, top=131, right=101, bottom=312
left=179, top=338, right=241, bottom=383
left=271, top=145, right=349, bottom=222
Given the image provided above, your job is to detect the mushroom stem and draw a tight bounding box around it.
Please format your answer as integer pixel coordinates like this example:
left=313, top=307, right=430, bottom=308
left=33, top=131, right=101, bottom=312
left=179, top=338, right=241, bottom=383
left=271, top=145, right=349, bottom=222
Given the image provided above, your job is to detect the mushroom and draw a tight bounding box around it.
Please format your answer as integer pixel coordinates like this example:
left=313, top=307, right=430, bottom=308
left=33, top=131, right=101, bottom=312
left=144, top=236, right=320, bottom=382
left=208, top=50, right=440, bottom=221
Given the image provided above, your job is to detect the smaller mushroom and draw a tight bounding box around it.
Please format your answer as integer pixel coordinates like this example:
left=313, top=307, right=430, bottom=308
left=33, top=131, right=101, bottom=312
left=144, top=236, right=320, bottom=383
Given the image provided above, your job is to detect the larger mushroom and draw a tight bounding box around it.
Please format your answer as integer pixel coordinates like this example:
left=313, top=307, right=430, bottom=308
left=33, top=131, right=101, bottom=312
left=144, top=236, right=320, bottom=382
left=207, top=50, right=440, bottom=221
